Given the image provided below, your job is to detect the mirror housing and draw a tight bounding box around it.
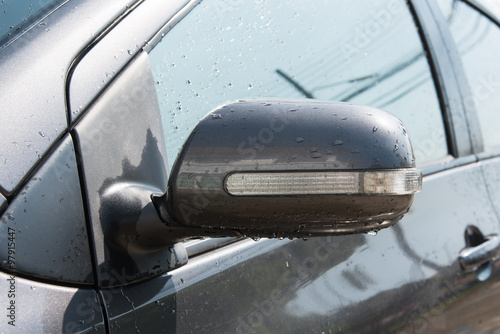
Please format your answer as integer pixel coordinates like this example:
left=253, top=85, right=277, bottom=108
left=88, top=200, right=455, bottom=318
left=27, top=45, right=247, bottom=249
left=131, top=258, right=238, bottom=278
left=154, top=99, right=421, bottom=240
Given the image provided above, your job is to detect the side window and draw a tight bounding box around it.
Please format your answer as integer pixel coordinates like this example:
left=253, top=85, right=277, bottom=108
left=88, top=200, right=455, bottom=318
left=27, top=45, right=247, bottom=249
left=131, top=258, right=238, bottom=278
left=475, top=0, right=500, bottom=21
left=149, top=0, right=447, bottom=167
left=0, top=0, right=66, bottom=48
left=438, top=0, right=500, bottom=150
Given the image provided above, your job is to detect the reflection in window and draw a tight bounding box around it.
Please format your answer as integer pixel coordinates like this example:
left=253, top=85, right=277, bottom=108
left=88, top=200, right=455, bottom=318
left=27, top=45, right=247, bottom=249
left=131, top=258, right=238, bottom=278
left=0, top=0, right=66, bottom=48
left=438, top=0, right=500, bottom=150
left=150, top=0, right=447, bottom=167
left=475, top=0, right=500, bottom=21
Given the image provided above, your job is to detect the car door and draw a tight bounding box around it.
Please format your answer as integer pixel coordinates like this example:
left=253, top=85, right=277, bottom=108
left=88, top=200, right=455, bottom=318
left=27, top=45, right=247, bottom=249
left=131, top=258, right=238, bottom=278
left=67, top=0, right=500, bottom=333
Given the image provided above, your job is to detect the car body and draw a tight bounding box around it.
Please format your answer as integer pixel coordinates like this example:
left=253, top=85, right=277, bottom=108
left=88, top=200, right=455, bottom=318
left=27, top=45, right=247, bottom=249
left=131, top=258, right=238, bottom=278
left=1, top=0, right=500, bottom=333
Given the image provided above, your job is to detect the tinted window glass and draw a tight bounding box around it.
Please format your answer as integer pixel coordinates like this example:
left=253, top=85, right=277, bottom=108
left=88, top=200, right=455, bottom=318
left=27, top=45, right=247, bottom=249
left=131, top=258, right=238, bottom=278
left=438, top=0, right=500, bottom=150
left=475, top=0, right=500, bottom=21
left=150, top=0, right=447, bottom=168
left=0, top=0, right=65, bottom=48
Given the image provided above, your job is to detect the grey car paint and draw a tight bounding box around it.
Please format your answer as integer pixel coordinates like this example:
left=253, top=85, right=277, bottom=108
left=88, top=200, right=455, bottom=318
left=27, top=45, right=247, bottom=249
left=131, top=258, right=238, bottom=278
left=0, top=271, right=106, bottom=333
left=0, top=0, right=136, bottom=195
left=67, top=0, right=194, bottom=122
left=0, top=0, right=500, bottom=333
left=0, top=135, right=93, bottom=284
left=106, top=161, right=500, bottom=333
left=73, top=52, right=188, bottom=287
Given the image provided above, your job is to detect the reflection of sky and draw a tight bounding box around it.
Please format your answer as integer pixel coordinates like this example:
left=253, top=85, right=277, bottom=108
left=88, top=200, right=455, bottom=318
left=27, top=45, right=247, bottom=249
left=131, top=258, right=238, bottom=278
left=475, top=0, right=500, bottom=20
left=284, top=227, right=436, bottom=317
left=0, top=0, right=63, bottom=43
left=283, top=163, right=497, bottom=319
left=149, top=0, right=447, bottom=168
left=440, top=0, right=500, bottom=150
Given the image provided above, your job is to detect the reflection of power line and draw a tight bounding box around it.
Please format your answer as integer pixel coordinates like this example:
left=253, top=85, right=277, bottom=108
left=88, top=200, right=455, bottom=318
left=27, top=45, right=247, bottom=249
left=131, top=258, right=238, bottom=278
left=447, top=1, right=494, bottom=58
left=367, top=70, right=429, bottom=107
left=333, top=52, right=424, bottom=102
left=459, top=17, right=491, bottom=56
left=270, top=13, right=419, bottom=100
left=392, top=224, right=441, bottom=271
left=296, top=14, right=411, bottom=88
left=311, top=74, right=378, bottom=93
left=444, top=0, right=460, bottom=23
left=275, top=69, right=314, bottom=99
left=454, top=12, right=483, bottom=52
left=380, top=76, right=430, bottom=109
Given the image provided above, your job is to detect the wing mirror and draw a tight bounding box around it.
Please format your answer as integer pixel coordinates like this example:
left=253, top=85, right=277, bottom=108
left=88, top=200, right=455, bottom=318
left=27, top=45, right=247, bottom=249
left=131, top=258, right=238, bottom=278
left=153, top=99, right=421, bottom=242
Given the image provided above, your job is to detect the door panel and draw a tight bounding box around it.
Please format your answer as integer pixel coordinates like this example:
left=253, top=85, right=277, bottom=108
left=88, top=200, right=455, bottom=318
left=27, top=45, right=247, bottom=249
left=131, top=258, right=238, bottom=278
left=107, top=162, right=500, bottom=333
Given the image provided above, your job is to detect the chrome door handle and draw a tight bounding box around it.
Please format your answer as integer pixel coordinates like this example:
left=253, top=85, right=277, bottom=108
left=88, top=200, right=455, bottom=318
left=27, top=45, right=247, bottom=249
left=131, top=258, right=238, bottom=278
left=459, top=235, right=500, bottom=272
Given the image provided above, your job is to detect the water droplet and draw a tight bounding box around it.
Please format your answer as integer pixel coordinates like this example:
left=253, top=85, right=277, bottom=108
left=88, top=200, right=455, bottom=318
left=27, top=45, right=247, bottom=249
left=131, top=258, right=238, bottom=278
left=38, top=131, right=45, bottom=137
left=373, top=126, right=378, bottom=132
left=366, top=230, right=378, bottom=236
left=310, top=147, right=318, bottom=153
left=278, top=236, right=284, bottom=240
left=180, top=278, right=185, bottom=284
left=248, top=84, right=253, bottom=89
left=289, top=108, right=297, bottom=112
left=212, top=114, right=222, bottom=119
left=127, top=50, right=133, bottom=55
left=186, top=80, right=191, bottom=85
left=393, top=145, right=399, bottom=152
left=296, top=137, right=304, bottom=143
left=252, top=237, right=261, bottom=242
left=332, top=140, right=344, bottom=146
left=30, top=286, right=36, bottom=290
left=311, top=153, right=322, bottom=158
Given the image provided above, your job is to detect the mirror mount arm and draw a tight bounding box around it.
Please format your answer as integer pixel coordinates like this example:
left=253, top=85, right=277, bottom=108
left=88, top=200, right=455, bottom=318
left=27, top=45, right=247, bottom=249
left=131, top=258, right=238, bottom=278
left=151, top=191, right=245, bottom=243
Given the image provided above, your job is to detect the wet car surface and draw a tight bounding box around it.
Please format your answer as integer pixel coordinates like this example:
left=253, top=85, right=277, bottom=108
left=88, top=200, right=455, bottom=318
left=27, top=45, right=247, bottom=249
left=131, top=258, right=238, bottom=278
left=1, top=0, right=500, bottom=333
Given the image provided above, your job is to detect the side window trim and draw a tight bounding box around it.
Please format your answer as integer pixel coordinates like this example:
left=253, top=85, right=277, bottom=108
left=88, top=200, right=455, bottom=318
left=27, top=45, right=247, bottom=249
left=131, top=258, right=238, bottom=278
left=143, top=0, right=201, bottom=54
left=411, top=0, right=483, bottom=157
